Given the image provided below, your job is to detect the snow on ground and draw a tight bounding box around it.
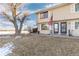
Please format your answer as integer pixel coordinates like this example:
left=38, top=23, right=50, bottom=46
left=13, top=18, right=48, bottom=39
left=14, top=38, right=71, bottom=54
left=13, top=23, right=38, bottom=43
left=0, top=42, right=15, bottom=56
left=0, top=31, right=29, bottom=56
left=0, top=31, right=29, bottom=35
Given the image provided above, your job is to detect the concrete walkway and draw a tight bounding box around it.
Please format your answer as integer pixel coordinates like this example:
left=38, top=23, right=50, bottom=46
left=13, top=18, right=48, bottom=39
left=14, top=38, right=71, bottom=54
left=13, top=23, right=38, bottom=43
left=31, top=33, right=79, bottom=39
left=0, top=33, right=78, bottom=40
left=52, top=35, right=79, bottom=39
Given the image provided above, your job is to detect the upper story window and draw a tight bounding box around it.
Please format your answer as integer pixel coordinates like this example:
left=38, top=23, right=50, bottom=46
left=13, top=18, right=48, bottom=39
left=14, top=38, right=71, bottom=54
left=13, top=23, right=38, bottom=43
left=75, top=3, right=79, bottom=12
left=40, top=11, right=48, bottom=19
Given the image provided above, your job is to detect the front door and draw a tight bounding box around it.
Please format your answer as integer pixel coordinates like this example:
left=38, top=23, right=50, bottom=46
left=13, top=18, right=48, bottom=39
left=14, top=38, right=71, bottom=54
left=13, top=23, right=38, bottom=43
left=54, top=23, right=59, bottom=34
left=61, top=22, right=67, bottom=34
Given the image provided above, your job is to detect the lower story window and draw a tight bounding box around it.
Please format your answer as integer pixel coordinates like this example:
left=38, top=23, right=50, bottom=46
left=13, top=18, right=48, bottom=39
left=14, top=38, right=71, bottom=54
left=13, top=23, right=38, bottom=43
left=54, top=23, right=59, bottom=33
left=41, top=23, right=48, bottom=30
left=75, top=22, right=79, bottom=29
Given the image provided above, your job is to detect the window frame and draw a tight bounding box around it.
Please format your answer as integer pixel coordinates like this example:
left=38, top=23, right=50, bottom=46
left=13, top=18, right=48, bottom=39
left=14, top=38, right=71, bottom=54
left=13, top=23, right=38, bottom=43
left=75, top=3, right=79, bottom=12
left=40, top=11, right=48, bottom=19
left=41, top=23, right=49, bottom=30
left=75, top=21, right=79, bottom=29
left=54, top=23, right=59, bottom=34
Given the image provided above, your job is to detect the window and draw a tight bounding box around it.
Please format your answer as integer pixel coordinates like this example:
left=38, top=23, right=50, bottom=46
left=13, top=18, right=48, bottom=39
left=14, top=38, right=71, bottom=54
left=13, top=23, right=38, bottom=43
left=54, top=23, right=59, bottom=33
left=41, top=23, right=48, bottom=30
left=75, top=3, right=79, bottom=12
left=75, top=22, right=79, bottom=29
left=40, top=11, right=48, bottom=19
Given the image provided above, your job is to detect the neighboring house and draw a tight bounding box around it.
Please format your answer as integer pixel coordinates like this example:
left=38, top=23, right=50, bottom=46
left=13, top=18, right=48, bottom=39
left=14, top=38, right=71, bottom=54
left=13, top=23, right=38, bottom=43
left=36, top=3, right=79, bottom=36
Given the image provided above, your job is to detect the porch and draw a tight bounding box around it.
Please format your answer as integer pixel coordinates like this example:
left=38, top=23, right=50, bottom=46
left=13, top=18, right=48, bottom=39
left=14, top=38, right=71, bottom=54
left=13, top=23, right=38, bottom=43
left=38, top=19, right=79, bottom=36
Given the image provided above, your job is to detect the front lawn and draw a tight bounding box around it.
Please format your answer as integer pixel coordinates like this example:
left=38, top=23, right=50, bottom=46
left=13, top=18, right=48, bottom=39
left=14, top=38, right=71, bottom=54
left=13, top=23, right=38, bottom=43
left=0, top=34, right=79, bottom=56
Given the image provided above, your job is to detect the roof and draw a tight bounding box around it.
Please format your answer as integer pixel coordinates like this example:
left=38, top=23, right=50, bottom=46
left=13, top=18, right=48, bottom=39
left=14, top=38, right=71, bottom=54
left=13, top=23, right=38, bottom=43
left=35, top=3, right=71, bottom=14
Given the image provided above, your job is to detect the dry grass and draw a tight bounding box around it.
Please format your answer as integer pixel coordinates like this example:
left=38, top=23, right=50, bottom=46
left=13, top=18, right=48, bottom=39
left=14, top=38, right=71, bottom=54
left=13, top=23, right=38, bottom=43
left=0, top=34, right=79, bottom=56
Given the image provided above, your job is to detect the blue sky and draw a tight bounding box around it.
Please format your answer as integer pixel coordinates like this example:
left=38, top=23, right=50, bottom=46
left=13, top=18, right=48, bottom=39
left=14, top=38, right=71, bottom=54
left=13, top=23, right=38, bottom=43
left=24, top=3, right=54, bottom=27
left=0, top=3, right=54, bottom=29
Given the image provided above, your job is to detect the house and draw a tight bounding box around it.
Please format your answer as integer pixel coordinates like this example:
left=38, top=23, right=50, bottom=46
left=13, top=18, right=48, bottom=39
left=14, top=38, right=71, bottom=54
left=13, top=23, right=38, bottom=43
left=36, top=3, right=79, bottom=36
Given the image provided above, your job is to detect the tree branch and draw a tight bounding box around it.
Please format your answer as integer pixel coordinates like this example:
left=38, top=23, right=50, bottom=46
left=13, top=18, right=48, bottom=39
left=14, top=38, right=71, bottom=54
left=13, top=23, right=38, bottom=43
left=2, top=12, right=14, bottom=23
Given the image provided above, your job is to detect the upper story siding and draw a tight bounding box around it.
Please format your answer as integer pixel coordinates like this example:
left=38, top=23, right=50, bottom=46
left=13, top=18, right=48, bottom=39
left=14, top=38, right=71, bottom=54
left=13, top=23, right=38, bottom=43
left=53, top=3, right=79, bottom=21
left=36, top=3, right=79, bottom=23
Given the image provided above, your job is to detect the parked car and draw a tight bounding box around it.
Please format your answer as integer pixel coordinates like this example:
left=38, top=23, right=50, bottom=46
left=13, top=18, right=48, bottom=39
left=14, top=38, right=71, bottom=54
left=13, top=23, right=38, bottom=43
left=31, top=28, right=38, bottom=33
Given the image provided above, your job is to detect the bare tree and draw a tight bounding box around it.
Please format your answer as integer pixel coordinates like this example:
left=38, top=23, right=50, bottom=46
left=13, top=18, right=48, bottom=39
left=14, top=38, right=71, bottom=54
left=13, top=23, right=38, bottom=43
left=0, top=3, right=29, bottom=35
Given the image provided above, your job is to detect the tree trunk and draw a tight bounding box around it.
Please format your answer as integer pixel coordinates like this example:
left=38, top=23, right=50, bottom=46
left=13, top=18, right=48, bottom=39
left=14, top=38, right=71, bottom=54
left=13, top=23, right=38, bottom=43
left=13, top=16, right=21, bottom=35
left=18, top=21, right=23, bottom=35
left=13, top=16, right=26, bottom=36
left=14, top=23, right=19, bottom=35
left=14, top=21, right=24, bottom=35
left=15, top=28, right=19, bottom=35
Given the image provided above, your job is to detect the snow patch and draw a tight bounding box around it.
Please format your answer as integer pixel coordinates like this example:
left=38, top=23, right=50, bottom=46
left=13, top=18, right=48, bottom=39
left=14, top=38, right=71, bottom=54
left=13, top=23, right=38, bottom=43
left=0, top=42, right=15, bottom=56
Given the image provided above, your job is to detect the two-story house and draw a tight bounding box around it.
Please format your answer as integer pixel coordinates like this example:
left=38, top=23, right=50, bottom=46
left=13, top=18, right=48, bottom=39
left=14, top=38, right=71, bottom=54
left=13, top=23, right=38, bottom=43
left=36, top=3, right=79, bottom=36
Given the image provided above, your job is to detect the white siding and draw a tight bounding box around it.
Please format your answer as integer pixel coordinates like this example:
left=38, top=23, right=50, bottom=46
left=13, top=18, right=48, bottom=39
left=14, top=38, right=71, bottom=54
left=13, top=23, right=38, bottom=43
left=67, top=20, right=79, bottom=36
left=71, top=20, right=79, bottom=36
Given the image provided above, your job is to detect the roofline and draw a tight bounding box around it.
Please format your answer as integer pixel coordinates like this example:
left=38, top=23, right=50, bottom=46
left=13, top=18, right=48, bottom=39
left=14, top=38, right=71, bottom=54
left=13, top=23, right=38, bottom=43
left=35, top=3, right=71, bottom=14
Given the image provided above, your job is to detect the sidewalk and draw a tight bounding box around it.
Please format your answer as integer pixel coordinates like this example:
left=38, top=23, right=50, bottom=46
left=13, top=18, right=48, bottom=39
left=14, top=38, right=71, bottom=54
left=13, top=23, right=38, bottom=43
left=52, top=35, right=79, bottom=39
left=31, top=33, right=79, bottom=40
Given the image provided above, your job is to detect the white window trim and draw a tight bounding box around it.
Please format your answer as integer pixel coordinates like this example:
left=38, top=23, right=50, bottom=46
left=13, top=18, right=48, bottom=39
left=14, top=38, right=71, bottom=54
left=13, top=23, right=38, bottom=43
left=75, top=21, right=79, bottom=29
left=40, top=11, right=48, bottom=19
left=41, top=23, right=49, bottom=30
left=74, top=3, right=79, bottom=13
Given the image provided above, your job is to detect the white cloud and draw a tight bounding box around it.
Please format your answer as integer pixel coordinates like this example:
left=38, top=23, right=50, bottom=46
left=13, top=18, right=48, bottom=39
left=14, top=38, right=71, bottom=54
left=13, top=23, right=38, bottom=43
left=0, top=18, right=14, bottom=30
left=29, top=10, right=36, bottom=14
left=45, top=4, right=54, bottom=8
left=27, top=10, right=36, bottom=14
left=0, top=4, right=5, bottom=13
left=28, top=9, right=42, bottom=14
left=45, top=3, right=61, bottom=9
